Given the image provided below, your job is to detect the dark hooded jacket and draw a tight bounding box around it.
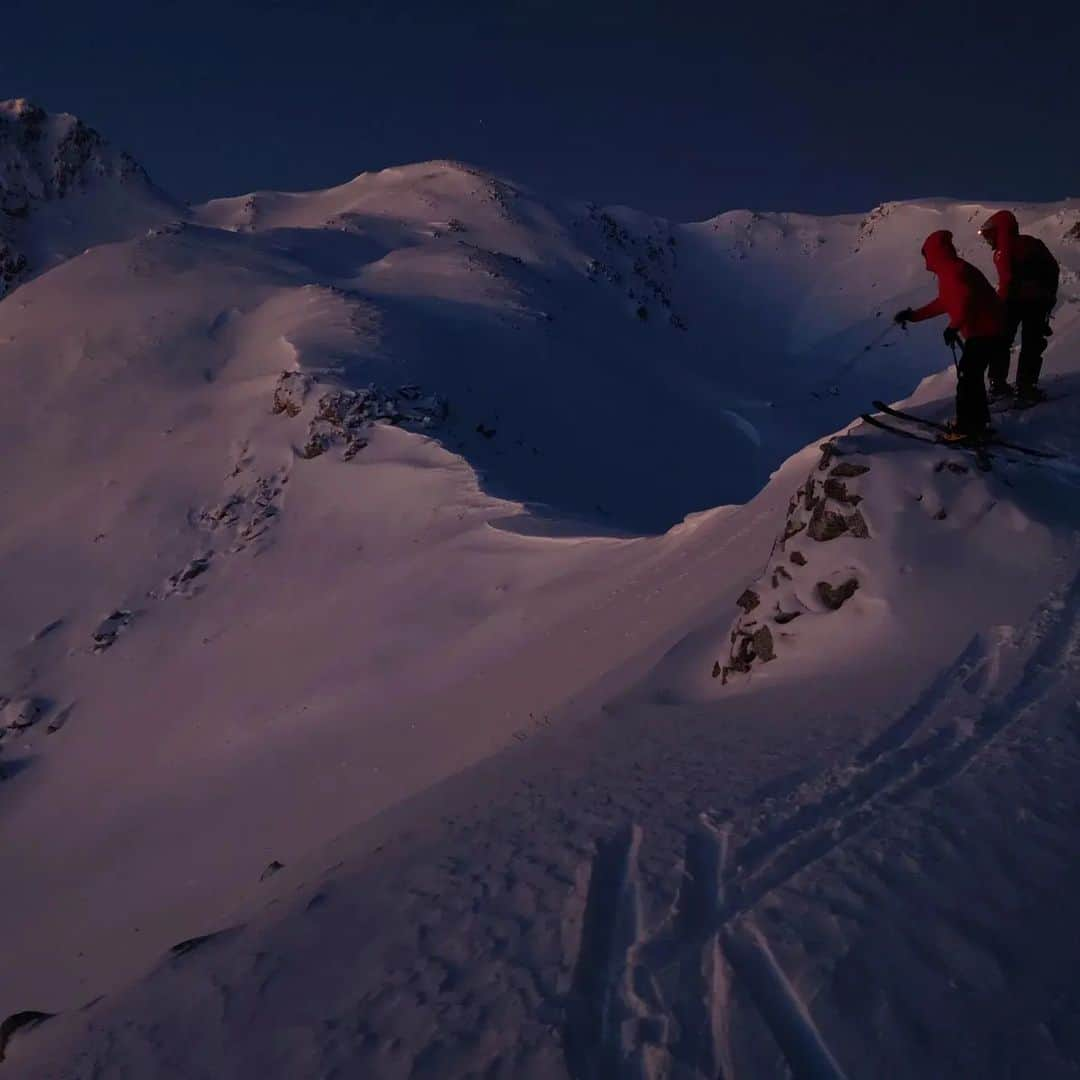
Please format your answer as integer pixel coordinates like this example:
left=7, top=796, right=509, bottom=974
left=908, top=230, right=1005, bottom=340
left=979, top=209, right=1059, bottom=304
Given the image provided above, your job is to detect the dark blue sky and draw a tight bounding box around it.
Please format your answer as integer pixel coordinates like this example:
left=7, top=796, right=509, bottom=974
left=3, top=1, right=1078, bottom=220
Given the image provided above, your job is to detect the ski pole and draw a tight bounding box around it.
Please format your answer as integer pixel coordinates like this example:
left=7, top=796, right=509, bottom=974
left=811, top=320, right=898, bottom=398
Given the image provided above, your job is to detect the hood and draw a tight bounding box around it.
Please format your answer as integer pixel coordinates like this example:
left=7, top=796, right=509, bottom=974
left=920, top=229, right=958, bottom=273
left=978, top=209, right=1019, bottom=249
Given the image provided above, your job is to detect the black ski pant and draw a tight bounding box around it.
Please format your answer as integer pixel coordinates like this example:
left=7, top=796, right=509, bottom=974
left=987, top=299, right=1054, bottom=390
left=956, top=337, right=1001, bottom=435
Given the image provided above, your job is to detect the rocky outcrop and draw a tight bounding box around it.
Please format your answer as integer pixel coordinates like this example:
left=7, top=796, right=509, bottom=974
left=272, top=372, right=312, bottom=417
left=92, top=609, right=134, bottom=652
left=817, top=577, right=860, bottom=610
left=736, top=589, right=760, bottom=613
left=582, top=204, right=689, bottom=329
left=715, top=441, right=872, bottom=683
left=271, top=373, right=447, bottom=461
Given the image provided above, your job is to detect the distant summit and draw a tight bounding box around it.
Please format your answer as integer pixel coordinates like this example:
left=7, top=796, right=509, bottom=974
left=0, top=98, right=176, bottom=296
left=0, top=97, right=148, bottom=206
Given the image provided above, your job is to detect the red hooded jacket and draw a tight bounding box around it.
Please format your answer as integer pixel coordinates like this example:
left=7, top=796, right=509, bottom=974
left=908, top=230, right=1005, bottom=340
left=979, top=210, right=1059, bottom=304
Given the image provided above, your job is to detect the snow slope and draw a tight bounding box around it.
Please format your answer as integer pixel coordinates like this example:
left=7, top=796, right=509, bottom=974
left=3, top=101, right=1080, bottom=1077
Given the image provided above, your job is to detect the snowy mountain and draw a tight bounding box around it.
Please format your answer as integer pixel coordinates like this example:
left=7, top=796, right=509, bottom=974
left=3, top=102, right=1080, bottom=1077
left=0, top=99, right=178, bottom=297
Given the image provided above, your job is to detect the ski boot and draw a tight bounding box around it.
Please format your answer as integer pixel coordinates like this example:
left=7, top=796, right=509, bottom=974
left=987, top=380, right=1015, bottom=403
left=941, top=420, right=990, bottom=445
left=1015, top=384, right=1046, bottom=407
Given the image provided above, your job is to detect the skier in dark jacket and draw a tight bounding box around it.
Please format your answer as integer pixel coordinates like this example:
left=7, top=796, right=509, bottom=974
left=894, top=230, right=1006, bottom=441
left=978, top=209, right=1059, bottom=402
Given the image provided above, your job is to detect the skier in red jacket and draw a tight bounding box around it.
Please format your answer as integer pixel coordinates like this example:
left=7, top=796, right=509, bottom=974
left=893, top=230, right=1006, bottom=440
left=978, top=209, right=1059, bottom=403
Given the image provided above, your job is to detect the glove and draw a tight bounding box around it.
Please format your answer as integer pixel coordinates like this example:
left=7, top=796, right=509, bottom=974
left=894, top=308, right=915, bottom=326
left=943, top=327, right=961, bottom=347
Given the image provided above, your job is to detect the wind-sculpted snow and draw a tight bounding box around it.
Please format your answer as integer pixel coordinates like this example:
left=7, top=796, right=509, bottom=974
left=4, top=103, right=1080, bottom=1077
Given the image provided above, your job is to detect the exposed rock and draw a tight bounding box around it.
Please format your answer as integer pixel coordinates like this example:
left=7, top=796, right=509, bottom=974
left=736, top=588, right=760, bottom=613
left=201, top=471, right=286, bottom=555
left=260, top=860, right=285, bottom=882
left=934, top=508, right=948, bottom=520
left=751, top=625, right=775, bottom=662
left=774, top=608, right=802, bottom=625
left=817, top=441, right=838, bottom=471
left=846, top=510, right=871, bottom=538
left=301, top=432, right=330, bottom=459
left=317, top=388, right=371, bottom=426
left=829, top=461, right=870, bottom=478
left=719, top=659, right=750, bottom=684
left=823, top=478, right=862, bottom=506
left=1066, top=220, right=1080, bottom=242
left=719, top=619, right=776, bottom=681
left=771, top=565, right=792, bottom=588
left=92, top=609, right=133, bottom=652
left=808, top=506, right=849, bottom=542
left=731, top=635, right=754, bottom=667
left=790, top=550, right=807, bottom=566
left=289, top=381, right=446, bottom=460
left=782, top=518, right=807, bottom=542
left=271, top=371, right=312, bottom=417
left=817, top=577, right=860, bottom=610
left=343, top=436, right=369, bottom=461
left=168, top=554, right=212, bottom=591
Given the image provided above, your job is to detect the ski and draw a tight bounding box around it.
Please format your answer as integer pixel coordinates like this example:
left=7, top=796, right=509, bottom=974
left=870, top=400, right=1060, bottom=459
left=870, top=400, right=950, bottom=433
left=860, top=413, right=992, bottom=469
left=991, top=392, right=1065, bottom=413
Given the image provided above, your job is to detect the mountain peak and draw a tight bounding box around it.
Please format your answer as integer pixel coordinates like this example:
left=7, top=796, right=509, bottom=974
left=0, top=97, right=149, bottom=209
left=0, top=97, right=45, bottom=121
left=0, top=100, right=175, bottom=297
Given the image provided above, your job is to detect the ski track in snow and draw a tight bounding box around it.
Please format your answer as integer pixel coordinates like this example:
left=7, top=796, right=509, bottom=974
left=557, top=568, right=1080, bottom=1079
left=11, top=529, right=1080, bottom=1078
